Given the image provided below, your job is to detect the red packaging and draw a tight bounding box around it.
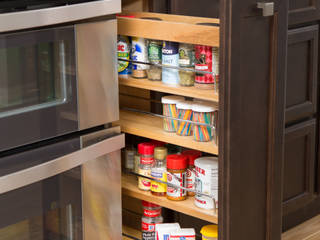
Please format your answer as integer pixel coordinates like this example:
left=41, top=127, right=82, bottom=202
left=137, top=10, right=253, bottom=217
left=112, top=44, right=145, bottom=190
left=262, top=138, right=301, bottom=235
left=195, top=45, right=214, bottom=84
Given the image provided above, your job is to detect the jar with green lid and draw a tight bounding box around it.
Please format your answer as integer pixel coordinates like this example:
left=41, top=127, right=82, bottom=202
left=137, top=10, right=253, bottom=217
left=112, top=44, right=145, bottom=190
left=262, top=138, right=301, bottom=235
left=201, top=225, right=218, bottom=240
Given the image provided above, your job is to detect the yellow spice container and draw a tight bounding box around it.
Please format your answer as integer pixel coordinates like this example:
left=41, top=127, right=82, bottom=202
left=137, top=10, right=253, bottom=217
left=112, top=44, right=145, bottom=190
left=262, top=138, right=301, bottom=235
left=201, top=225, right=218, bottom=240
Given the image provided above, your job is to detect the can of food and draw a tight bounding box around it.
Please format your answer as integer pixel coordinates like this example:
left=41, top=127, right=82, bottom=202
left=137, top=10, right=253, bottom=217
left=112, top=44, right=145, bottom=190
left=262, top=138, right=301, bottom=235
left=195, top=157, right=218, bottom=209
left=162, top=41, right=180, bottom=85
left=132, top=37, right=149, bottom=78
left=118, top=35, right=132, bottom=75
left=147, top=40, right=162, bottom=81
left=195, top=45, right=214, bottom=89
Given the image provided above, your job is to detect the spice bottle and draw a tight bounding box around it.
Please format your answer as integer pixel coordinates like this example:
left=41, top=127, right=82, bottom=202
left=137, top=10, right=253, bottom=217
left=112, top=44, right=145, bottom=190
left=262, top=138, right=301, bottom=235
left=132, top=37, right=149, bottom=79
left=179, top=43, right=195, bottom=87
left=182, top=150, right=202, bottom=196
left=134, top=154, right=140, bottom=174
left=166, top=154, right=188, bottom=201
left=141, top=201, right=163, bottom=240
left=151, top=147, right=168, bottom=196
left=124, top=146, right=136, bottom=173
left=138, top=143, right=155, bottom=191
left=147, top=40, right=162, bottom=81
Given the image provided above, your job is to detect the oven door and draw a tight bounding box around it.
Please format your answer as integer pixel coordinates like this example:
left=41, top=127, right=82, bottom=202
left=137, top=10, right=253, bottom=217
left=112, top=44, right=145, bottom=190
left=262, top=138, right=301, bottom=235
left=0, top=127, right=124, bottom=240
left=0, top=26, right=78, bottom=152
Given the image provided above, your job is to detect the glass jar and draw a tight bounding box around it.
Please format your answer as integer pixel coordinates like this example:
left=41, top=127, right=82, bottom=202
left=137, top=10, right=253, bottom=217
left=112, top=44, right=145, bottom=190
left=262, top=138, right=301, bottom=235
left=179, top=68, right=195, bottom=86
left=147, top=40, right=162, bottom=81
left=138, top=143, right=155, bottom=191
left=151, top=147, right=168, bottom=196
left=141, top=201, right=163, bottom=240
left=182, top=150, right=202, bottom=196
left=176, top=101, right=193, bottom=136
left=179, top=44, right=195, bottom=87
left=161, top=95, right=185, bottom=132
left=124, top=146, right=136, bottom=173
left=166, top=154, right=188, bottom=201
left=201, top=225, right=218, bottom=240
left=192, top=103, right=216, bottom=142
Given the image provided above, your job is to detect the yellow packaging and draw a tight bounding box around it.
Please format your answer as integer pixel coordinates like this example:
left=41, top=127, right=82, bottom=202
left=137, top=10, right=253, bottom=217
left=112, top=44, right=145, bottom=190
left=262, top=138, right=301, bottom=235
left=138, top=168, right=151, bottom=191
left=151, top=171, right=167, bottom=193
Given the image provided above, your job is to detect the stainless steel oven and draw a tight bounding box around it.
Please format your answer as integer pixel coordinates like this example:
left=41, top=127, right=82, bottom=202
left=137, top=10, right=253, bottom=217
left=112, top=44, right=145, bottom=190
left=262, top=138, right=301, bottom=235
left=0, top=17, right=119, bottom=152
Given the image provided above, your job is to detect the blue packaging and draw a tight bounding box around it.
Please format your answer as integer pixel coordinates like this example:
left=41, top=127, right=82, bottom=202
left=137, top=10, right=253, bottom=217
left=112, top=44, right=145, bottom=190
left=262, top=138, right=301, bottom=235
left=162, top=41, right=179, bottom=85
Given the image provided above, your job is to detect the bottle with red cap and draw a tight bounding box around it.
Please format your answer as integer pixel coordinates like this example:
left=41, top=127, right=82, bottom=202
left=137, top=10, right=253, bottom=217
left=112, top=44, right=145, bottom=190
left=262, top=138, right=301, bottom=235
left=166, top=154, right=188, bottom=201
left=182, top=150, right=202, bottom=196
left=141, top=201, right=163, bottom=240
left=138, top=143, right=155, bottom=191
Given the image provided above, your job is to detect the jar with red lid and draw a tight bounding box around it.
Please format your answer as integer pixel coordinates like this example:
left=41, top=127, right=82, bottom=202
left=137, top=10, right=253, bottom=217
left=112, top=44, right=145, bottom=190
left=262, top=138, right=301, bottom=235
left=141, top=201, right=163, bottom=240
left=182, top=150, right=202, bottom=196
left=166, top=154, right=188, bottom=201
left=138, top=143, right=155, bottom=191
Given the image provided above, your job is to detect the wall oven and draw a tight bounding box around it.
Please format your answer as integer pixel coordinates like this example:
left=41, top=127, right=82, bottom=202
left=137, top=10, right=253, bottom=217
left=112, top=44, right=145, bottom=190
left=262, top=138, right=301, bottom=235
left=0, top=0, right=123, bottom=239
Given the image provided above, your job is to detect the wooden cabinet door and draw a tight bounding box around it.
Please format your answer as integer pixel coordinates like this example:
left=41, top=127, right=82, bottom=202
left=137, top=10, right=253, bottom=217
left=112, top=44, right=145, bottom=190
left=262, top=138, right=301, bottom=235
left=286, top=25, right=318, bottom=124
left=283, top=119, right=316, bottom=215
left=289, top=0, right=320, bottom=25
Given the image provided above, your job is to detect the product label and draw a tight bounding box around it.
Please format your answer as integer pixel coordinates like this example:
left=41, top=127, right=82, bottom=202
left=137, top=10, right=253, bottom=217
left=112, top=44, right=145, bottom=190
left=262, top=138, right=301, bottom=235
left=143, top=208, right=161, bottom=218
left=179, top=46, right=194, bottom=67
left=148, top=42, right=162, bottom=64
left=195, top=45, right=214, bottom=84
left=151, top=168, right=167, bottom=193
left=167, top=172, right=186, bottom=198
left=141, top=156, right=154, bottom=165
left=142, top=222, right=156, bottom=240
left=162, top=42, right=179, bottom=85
left=186, top=168, right=196, bottom=192
left=117, top=36, right=131, bottom=75
left=138, top=168, right=151, bottom=191
left=170, top=235, right=195, bottom=240
left=132, top=37, right=148, bottom=70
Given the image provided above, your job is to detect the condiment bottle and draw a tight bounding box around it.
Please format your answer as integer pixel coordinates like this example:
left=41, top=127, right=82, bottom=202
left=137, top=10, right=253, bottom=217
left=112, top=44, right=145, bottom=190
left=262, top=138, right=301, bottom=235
left=166, top=154, right=188, bottom=201
left=138, top=143, right=155, bottom=191
left=141, top=201, right=163, bottom=240
left=182, top=150, right=202, bottom=196
left=151, top=147, right=168, bottom=196
left=195, top=157, right=218, bottom=210
left=201, top=225, right=218, bottom=240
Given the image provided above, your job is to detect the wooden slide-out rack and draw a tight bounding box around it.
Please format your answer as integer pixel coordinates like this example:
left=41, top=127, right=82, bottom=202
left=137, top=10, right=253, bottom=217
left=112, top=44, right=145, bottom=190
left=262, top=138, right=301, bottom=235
left=117, top=12, right=220, bottom=237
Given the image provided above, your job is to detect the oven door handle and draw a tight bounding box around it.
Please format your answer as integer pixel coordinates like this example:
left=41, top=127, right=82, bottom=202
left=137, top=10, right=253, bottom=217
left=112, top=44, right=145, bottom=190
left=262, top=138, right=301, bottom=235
left=0, top=133, right=125, bottom=194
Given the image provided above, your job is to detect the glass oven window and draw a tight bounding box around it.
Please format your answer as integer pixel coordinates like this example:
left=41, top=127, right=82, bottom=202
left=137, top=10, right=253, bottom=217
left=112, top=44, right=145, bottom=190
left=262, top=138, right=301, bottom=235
left=0, top=27, right=75, bottom=118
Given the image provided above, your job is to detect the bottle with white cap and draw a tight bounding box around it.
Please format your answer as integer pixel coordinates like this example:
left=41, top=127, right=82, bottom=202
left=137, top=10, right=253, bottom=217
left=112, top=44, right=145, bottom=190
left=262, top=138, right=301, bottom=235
left=176, top=100, right=193, bottom=136
left=195, top=157, right=218, bottom=210
left=161, top=95, right=185, bottom=132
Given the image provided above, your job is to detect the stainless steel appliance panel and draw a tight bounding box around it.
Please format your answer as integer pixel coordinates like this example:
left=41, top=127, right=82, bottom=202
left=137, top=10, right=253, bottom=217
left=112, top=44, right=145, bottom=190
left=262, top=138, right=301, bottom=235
left=0, top=0, right=121, bottom=33
left=76, top=19, right=119, bottom=130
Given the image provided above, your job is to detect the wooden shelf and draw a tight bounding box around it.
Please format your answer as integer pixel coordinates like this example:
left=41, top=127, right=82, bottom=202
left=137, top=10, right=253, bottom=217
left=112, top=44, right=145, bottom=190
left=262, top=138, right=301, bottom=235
left=117, top=12, right=219, bottom=47
left=122, top=174, right=218, bottom=224
left=119, top=76, right=219, bottom=103
left=123, top=225, right=141, bottom=240
left=117, top=110, right=218, bottom=155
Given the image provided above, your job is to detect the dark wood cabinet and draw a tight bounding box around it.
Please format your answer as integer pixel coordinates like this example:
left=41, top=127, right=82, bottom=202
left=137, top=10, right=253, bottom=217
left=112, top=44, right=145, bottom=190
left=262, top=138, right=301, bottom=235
left=283, top=119, right=316, bottom=215
left=289, top=0, right=320, bottom=25
left=286, top=25, right=318, bottom=124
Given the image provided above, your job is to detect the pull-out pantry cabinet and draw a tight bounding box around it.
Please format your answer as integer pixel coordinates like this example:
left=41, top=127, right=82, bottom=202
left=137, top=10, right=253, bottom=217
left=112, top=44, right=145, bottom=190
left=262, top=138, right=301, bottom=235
left=117, top=1, right=288, bottom=240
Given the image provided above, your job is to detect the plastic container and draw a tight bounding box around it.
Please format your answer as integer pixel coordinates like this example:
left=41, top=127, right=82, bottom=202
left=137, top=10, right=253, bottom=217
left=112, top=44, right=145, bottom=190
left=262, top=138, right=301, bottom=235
left=201, top=225, right=218, bottom=240
left=170, top=228, right=196, bottom=240
left=156, top=223, right=180, bottom=240
left=138, top=143, right=155, bottom=191
left=195, top=157, right=218, bottom=210
left=192, top=103, right=216, bottom=142
left=141, top=201, right=163, bottom=240
left=166, top=154, right=188, bottom=201
left=182, top=150, right=202, bottom=196
left=151, top=147, right=168, bottom=196
left=162, top=95, right=185, bottom=132
left=176, top=101, right=193, bottom=136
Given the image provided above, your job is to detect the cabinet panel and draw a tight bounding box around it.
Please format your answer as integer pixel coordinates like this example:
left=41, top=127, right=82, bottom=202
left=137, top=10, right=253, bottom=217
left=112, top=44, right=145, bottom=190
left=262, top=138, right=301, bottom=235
left=289, top=0, right=320, bottom=25
left=286, top=25, right=318, bottom=124
left=283, top=119, right=316, bottom=215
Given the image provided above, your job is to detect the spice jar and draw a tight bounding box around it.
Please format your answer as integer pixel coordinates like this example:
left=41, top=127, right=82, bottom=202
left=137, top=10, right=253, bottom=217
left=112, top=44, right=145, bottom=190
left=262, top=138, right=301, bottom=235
left=195, top=45, right=214, bottom=89
left=124, top=146, right=136, bottom=173
left=179, top=44, right=195, bottom=87
left=192, top=103, right=216, bottom=142
left=162, top=95, right=185, bottom=132
left=151, top=147, right=168, bottom=196
left=195, top=157, right=218, bottom=210
left=141, top=201, right=163, bottom=240
left=134, top=154, right=140, bottom=174
left=166, top=154, right=188, bottom=201
left=201, top=225, right=218, bottom=240
left=132, top=37, right=149, bottom=78
left=176, top=101, right=193, bottom=136
left=147, top=40, right=162, bottom=81
left=138, top=143, right=155, bottom=191
left=182, top=150, right=202, bottom=196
